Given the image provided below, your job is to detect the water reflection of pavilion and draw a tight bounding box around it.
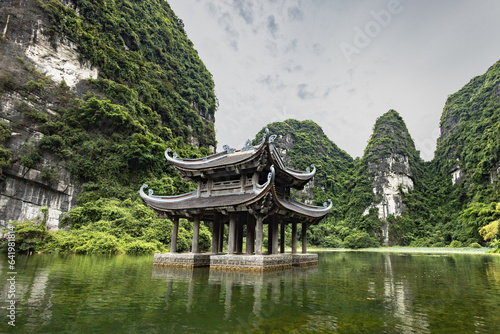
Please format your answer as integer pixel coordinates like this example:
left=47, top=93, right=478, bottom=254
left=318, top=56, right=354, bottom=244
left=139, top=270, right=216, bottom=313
left=152, top=266, right=318, bottom=320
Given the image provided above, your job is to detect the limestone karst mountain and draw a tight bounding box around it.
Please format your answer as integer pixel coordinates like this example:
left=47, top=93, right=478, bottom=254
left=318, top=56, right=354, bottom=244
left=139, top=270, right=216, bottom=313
left=0, top=0, right=215, bottom=232
left=361, top=109, right=422, bottom=245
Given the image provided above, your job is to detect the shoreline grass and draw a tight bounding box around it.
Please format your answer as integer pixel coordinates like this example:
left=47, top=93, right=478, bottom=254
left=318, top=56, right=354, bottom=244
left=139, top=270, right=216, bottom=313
left=306, top=246, right=498, bottom=255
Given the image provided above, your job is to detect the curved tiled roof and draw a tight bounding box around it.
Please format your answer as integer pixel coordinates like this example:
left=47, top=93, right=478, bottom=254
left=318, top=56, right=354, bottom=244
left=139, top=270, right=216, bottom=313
left=165, top=147, right=261, bottom=170
left=140, top=166, right=331, bottom=221
left=140, top=166, right=275, bottom=211
left=164, top=128, right=315, bottom=184
left=275, top=196, right=333, bottom=219
left=268, top=145, right=315, bottom=182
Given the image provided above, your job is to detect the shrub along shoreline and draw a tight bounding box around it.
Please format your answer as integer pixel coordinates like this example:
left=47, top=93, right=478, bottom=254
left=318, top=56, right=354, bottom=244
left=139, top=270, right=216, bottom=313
left=309, top=247, right=498, bottom=254
left=2, top=205, right=498, bottom=255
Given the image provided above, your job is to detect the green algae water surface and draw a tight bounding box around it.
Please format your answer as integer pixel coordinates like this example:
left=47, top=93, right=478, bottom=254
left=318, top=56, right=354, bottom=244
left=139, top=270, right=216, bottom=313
left=1, top=252, right=499, bottom=333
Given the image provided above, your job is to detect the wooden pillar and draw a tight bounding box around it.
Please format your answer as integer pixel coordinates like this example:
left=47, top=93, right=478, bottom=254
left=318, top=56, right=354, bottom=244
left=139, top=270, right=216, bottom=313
left=291, top=222, right=297, bottom=254
left=234, top=220, right=240, bottom=253
left=255, top=215, right=263, bottom=255
left=268, top=219, right=274, bottom=254
left=170, top=217, right=179, bottom=253
left=246, top=214, right=255, bottom=255
left=192, top=216, right=200, bottom=253
left=302, top=222, right=307, bottom=254
left=218, top=218, right=224, bottom=253
left=212, top=218, right=219, bottom=254
left=280, top=221, right=285, bottom=253
left=272, top=218, right=279, bottom=255
left=236, top=213, right=244, bottom=253
left=228, top=213, right=236, bottom=254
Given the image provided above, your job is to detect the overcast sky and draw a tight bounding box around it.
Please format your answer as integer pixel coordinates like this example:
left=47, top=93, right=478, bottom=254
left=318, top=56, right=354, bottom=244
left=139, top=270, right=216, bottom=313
left=168, top=0, right=500, bottom=161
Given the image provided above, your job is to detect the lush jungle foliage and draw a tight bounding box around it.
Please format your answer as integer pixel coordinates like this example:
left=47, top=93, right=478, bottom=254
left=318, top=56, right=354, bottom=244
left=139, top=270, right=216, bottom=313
left=395, top=60, right=500, bottom=249
left=254, top=88, right=499, bottom=250
left=363, top=109, right=422, bottom=173
left=1, top=202, right=212, bottom=254
left=1, top=1, right=499, bottom=253
left=254, top=120, right=380, bottom=249
left=0, top=0, right=216, bottom=254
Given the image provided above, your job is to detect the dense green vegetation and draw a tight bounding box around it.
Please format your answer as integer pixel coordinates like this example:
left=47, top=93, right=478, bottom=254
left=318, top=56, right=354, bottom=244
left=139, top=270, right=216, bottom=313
left=1, top=202, right=212, bottom=254
left=254, top=120, right=380, bottom=249
left=1, top=1, right=499, bottom=253
left=0, top=0, right=216, bottom=253
left=0, top=120, right=12, bottom=179
left=395, top=61, right=500, bottom=249
left=435, top=60, right=500, bottom=199
left=254, top=98, right=499, bottom=251
left=37, top=0, right=216, bottom=144
left=363, top=109, right=422, bottom=173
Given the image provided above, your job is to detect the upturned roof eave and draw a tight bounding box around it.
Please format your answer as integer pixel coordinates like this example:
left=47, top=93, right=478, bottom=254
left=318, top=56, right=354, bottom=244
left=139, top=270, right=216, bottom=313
left=271, top=187, right=332, bottom=222
left=139, top=166, right=276, bottom=211
left=165, top=143, right=266, bottom=175
left=140, top=171, right=332, bottom=221
left=268, top=144, right=316, bottom=183
left=164, top=129, right=317, bottom=184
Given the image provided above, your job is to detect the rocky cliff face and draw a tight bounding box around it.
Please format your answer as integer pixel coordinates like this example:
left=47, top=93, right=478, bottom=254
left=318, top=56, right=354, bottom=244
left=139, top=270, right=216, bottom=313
left=364, top=154, right=414, bottom=219
left=363, top=154, right=414, bottom=244
left=0, top=89, right=77, bottom=230
left=1, top=0, right=97, bottom=87
left=0, top=0, right=95, bottom=229
left=1, top=0, right=218, bottom=230
left=0, top=163, right=76, bottom=230
left=362, top=110, right=420, bottom=245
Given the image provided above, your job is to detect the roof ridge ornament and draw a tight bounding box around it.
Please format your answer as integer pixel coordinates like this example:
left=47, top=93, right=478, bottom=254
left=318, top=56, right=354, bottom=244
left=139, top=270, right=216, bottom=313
left=165, top=148, right=227, bottom=165
left=140, top=184, right=160, bottom=199
left=140, top=183, right=198, bottom=203
left=165, top=148, right=179, bottom=161
left=255, top=165, right=275, bottom=191
left=269, top=134, right=277, bottom=144
left=223, top=144, right=235, bottom=154
left=242, top=139, right=254, bottom=151
left=140, top=184, right=152, bottom=198
left=306, top=164, right=315, bottom=174
left=324, top=199, right=333, bottom=208
left=259, top=127, right=270, bottom=145
left=289, top=197, right=333, bottom=212
left=269, top=165, right=275, bottom=183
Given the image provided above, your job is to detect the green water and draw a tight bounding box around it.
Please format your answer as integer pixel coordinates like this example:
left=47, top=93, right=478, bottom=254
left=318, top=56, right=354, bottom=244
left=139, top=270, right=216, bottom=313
left=1, top=252, right=499, bottom=333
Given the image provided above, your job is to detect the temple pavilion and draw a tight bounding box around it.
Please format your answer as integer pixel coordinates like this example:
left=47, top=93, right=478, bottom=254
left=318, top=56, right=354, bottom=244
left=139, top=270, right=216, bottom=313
left=140, top=129, right=332, bottom=270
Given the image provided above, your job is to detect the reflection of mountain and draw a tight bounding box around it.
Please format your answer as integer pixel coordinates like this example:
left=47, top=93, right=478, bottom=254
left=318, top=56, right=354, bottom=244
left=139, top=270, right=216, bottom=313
left=152, top=266, right=318, bottom=322
left=382, top=254, right=430, bottom=333
left=2, top=253, right=499, bottom=332
left=5, top=267, right=54, bottom=330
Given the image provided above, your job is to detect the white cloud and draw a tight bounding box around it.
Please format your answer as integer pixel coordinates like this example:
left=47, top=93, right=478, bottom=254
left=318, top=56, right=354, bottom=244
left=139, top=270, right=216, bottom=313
left=168, top=0, right=500, bottom=160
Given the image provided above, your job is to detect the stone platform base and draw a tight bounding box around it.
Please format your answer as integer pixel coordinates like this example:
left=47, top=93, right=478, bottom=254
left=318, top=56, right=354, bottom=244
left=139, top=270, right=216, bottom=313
left=210, top=254, right=293, bottom=272
left=153, top=253, right=211, bottom=268
left=153, top=253, right=318, bottom=271
left=292, top=253, right=318, bottom=267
